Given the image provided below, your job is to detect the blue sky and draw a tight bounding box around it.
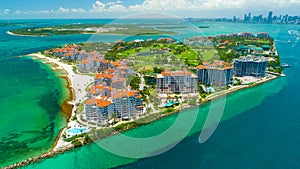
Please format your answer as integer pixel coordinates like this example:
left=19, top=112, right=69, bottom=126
left=0, top=0, right=143, bottom=11
left=0, top=0, right=299, bottom=19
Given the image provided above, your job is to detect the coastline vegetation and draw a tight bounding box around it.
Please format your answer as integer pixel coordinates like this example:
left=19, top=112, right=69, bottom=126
left=268, top=55, right=282, bottom=73
left=6, top=31, right=284, bottom=169
left=207, top=36, right=282, bottom=73
left=156, top=26, right=187, bottom=29
left=9, top=24, right=176, bottom=36
left=10, top=28, right=95, bottom=36
left=104, top=39, right=200, bottom=68
left=64, top=105, right=181, bottom=149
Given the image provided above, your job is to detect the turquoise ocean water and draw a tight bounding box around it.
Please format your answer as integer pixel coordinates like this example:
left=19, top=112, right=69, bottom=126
left=0, top=19, right=299, bottom=168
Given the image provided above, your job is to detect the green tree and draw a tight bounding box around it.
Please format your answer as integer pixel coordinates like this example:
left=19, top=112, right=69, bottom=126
left=129, top=75, right=141, bottom=90
left=153, top=66, right=164, bottom=73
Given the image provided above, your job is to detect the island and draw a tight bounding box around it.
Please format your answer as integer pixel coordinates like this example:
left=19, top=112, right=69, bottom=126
left=7, top=24, right=177, bottom=36
left=4, top=32, right=285, bottom=169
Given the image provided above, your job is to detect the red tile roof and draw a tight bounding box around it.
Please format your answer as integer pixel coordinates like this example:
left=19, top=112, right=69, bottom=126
left=196, top=60, right=233, bottom=70
left=112, top=90, right=140, bottom=99
left=95, top=96, right=112, bottom=108
left=161, top=69, right=192, bottom=76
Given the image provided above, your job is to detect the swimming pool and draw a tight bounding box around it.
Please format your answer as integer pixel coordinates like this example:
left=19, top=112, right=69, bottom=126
left=67, top=127, right=87, bottom=135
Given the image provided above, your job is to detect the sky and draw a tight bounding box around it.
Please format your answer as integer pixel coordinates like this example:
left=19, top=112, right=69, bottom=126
left=0, top=0, right=299, bottom=19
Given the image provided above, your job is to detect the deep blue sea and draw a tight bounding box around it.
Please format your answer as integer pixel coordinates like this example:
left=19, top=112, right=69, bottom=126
left=0, top=19, right=299, bottom=168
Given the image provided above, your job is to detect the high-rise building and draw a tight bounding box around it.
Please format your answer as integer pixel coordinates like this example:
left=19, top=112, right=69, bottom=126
left=84, top=57, right=142, bottom=125
left=285, top=14, right=288, bottom=23
left=244, top=14, right=247, bottom=22
left=239, top=32, right=255, bottom=38
left=112, top=91, right=143, bottom=119
left=85, top=90, right=144, bottom=124
left=248, top=12, right=252, bottom=21
left=196, top=60, right=234, bottom=86
left=233, top=55, right=268, bottom=77
left=257, top=32, right=270, bottom=39
left=156, top=69, right=198, bottom=94
left=268, top=11, right=273, bottom=23
left=85, top=96, right=114, bottom=124
left=258, top=15, right=263, bottom=22
left=233, top=16, right=237, bottom=22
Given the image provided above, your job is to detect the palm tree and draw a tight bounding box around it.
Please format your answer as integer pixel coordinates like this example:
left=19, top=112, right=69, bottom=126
left=167, top=93, right=171, bottom=102
left=175, top=95, right=179, bottom=102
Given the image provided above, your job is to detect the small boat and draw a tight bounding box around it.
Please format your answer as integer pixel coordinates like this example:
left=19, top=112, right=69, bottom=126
left=198, top=26, right=210, bottom=28
left=281, top=63, right=291, bottom=68
left=288, top=40, right=291, bottom=43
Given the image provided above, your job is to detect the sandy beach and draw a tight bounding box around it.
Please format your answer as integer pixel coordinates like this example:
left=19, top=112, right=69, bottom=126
left=28, top=53, right=93, bottom=104
left=6, top=31, right=47, bottom=37
left=28, top=53, right=94, bottom=150
left=3, top=53, right=281, bottom=169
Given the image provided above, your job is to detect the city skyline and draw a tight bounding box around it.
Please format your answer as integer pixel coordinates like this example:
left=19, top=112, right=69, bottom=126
left=222, top=11, right=300, bottom=24
left=0, top=0, right=299, bottom=19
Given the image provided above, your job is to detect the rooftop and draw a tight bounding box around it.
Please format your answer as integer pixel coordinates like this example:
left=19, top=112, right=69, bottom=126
left=112, top=90, right=140, bottom=99
left=196, top=60, right=233, bottom=70
left=158, top=69, right=194, bottom=78
left=234, top=55, right=268, bottom=62
left=95, top=72, right=114, bottom=79
left=257, top=32, right=270, bottom=35
left=86, top=96, right=112, bottom=108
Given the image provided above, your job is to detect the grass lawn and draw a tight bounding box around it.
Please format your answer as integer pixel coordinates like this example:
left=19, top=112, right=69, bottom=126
left=202, top=49, right=217, bottom=61
left=244, top=39, right=270, bottom=44
left=178, top=50, right=197, bottom=59
left=134, top=55, right=156, bottom=63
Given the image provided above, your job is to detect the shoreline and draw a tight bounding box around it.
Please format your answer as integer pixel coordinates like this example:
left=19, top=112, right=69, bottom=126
left=2, top=53, right=77, bottom=169
left=59, top=75, right=75, bottom=117
left=29, top=55, right=75, bottom=152
left=6, top=30, right=176, bottom=37
left=203, top=75, right=278, bottom=102
left=6, top=31, right=48, bottom=37
left=3, top=53, right=281, bottom=169
left=27, top=53, right=94, bottom=148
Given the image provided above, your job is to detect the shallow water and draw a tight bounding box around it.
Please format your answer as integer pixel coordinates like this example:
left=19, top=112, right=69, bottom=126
left=0, top=19, right=299, bottom=168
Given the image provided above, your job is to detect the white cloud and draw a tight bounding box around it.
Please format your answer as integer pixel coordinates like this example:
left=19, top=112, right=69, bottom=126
left=90, top=0, right=128, bottom=13
left=199, top=0, right=247, bottom=10
left=58, top=7, right=85, bottom=13
left=72, top=8, right=85, bottom=13
left=107, top=4, right=127, bottom=12
left=27, top=9, right=54, bottom=14
left=126, top=0, right=300, bottom=12
left=91, top=0, right=106, bottom=12
left=129, top=0, right=197, bottom=11
left=14, top=10, right=27, bottom=14
left=3, top=9, right=10, bottom=14
left=3, top=0, right=300, bottom=18
left=58, top=7, right=70, bottom=13
left=14, top=7, right=85, bottom=15
left=15, top=10, right=22, bottom=14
